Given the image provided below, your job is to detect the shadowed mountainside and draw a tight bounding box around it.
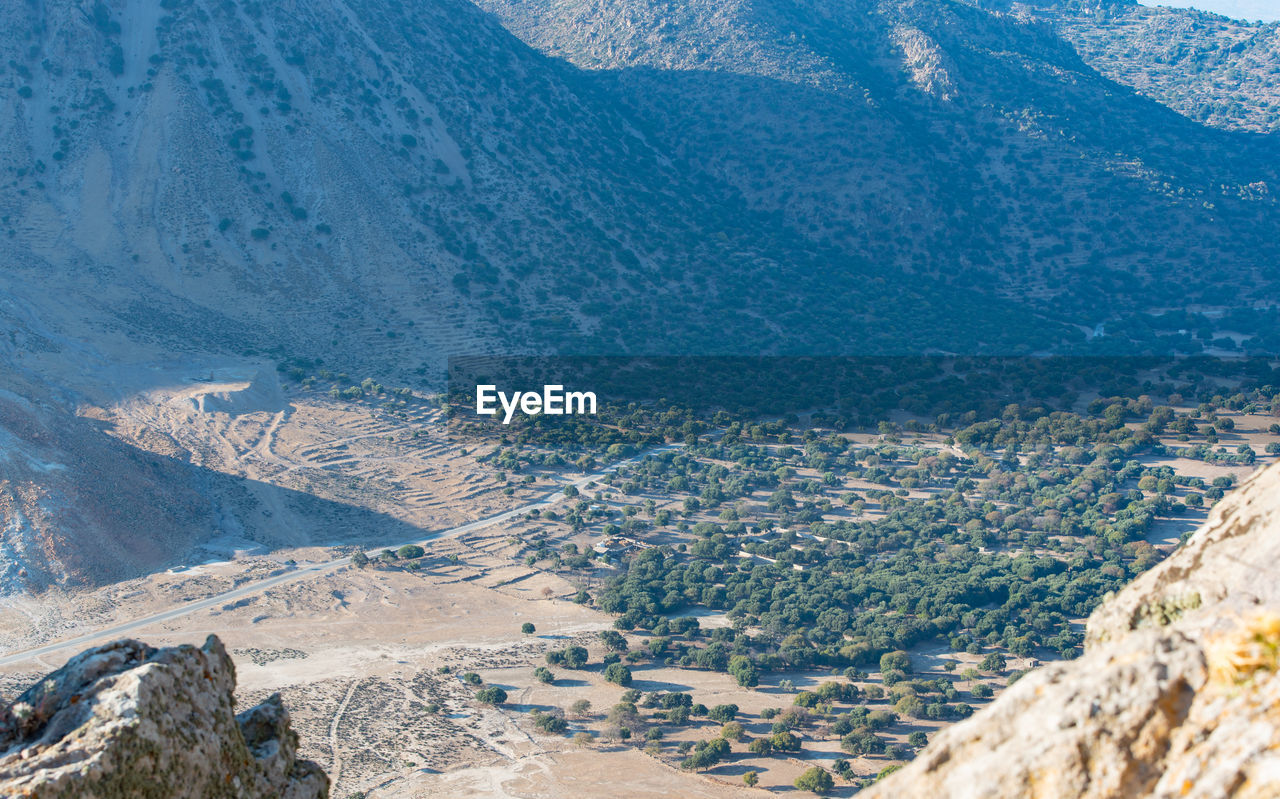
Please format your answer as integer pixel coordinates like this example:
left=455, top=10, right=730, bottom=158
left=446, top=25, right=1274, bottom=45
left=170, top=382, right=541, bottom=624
left=474, top=0, right=1280, bottom=346
left=2, top=0, right=1279, bottom=366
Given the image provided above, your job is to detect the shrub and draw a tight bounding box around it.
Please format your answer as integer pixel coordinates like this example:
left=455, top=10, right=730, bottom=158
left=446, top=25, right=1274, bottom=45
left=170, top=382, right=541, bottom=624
left=531, top=710, right=567, bottom=734
left=475, top=686, right=507, bottom=705
left=794, top=766, right=834, bottom=795
left=604, top=662, right=633, bottom=686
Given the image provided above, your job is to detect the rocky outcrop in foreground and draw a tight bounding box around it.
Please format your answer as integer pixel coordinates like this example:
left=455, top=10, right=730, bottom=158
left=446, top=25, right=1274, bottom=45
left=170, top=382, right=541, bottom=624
left=865, top=459, right=1280, bottom=799
left=0, top=635, right=328, bottom=798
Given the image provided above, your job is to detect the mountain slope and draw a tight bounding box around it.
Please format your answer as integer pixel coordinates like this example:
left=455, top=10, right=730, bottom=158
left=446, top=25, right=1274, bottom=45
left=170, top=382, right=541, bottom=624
left=0, top=0, right=1065, bottom=370
left=474, top=0, right=1280, bottom=331
left=996, top=0, right=1280, bottom=133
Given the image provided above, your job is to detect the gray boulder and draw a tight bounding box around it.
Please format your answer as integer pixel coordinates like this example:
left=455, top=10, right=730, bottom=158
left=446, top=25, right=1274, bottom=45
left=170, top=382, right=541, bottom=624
left=0, top=635, right=327, bottom=798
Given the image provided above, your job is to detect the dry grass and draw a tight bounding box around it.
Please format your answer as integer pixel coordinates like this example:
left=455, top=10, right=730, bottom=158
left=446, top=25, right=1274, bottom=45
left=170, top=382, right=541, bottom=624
left=1207, top=611, right=1280, bottom=686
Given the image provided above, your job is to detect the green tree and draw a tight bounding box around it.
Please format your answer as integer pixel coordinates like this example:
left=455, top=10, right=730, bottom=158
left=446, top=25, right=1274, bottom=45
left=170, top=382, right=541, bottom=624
left=841, top=730, right=884, bottom=755
left=769, top=730, right=801, bottom=752
left=531, top=710, right=568, bottom=734
left=879, top=650, right=912, bottom=674
left=599, top=630, right=628, bottom=651
left=894, top=695, right=925, bottom=718
left=604, top=662, right=633, bottom=686
left=397, top=544, right=425, bottom=560
left=728, top=655, right=759, bottom=687
left=794, top=766, right=834, bottom=794
left=521, top=622, right=536, bottom=635
left=680, top=738, right=730, bottom=771
left=475, top=686, right=507, bottom=705
left=979, top=653, right=1007, bottom=674
left=547, top=646, right=589, bottom=668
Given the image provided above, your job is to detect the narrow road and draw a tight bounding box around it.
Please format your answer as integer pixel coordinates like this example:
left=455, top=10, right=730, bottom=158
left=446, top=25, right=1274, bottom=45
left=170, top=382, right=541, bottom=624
left=0, top=441, right=684, bottom=668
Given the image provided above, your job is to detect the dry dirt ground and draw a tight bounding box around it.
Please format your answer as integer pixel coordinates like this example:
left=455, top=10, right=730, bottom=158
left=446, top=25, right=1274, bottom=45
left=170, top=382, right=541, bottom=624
left=0, top=556, right=768, bottom=797
left=0, top=365, right=757, bottom=796
left=0, top=542, right=1035, bottom=798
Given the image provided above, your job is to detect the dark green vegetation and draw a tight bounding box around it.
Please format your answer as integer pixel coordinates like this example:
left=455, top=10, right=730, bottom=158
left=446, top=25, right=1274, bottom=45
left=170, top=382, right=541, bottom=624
left=475, top=686, right=508, bottom=705
left=476, top=360, right=1279, bottom=696
left=795, top=766, right=835, bottom=794
left=474, top=0, right=1280, bottom=353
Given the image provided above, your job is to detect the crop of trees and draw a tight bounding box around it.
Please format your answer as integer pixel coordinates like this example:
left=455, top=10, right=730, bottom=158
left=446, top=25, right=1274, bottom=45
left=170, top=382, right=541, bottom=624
left=546, top=646, right=589, bottom=668
left=580, top=384, right=1280, bottom=678
left=458, top=362, right=1278, bottom=726
left=439, top=358, right=1278, bottom=784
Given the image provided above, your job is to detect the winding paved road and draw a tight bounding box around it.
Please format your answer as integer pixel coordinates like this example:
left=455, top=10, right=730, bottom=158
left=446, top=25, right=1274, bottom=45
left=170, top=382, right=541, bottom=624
left=0, top=441, right=684, bottom=668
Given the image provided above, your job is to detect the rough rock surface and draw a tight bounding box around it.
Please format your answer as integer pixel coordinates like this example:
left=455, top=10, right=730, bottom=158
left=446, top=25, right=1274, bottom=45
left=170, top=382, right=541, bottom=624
left=864, top=459, right=1280, bottom=799
left=0, top=635, right=328, bottom=798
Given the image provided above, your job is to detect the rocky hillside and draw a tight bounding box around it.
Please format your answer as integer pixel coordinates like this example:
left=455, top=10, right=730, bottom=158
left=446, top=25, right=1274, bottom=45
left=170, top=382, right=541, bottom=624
left=474, top=0, right=1280, bottom=341
left=1000, top=1, right=1280, bottom=133
left=863, top=456, right=1280, bottom=798
left=0, top=635, right=328, bottom=798
left=2, top=0, right=1279, bottom=365
left=0, top=0, right=1064, bottom=369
